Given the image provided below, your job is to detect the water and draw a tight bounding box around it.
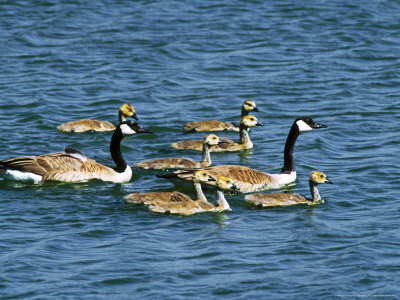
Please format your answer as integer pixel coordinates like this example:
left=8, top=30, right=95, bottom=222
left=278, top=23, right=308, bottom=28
left=1, top=0, right=400, bottom=299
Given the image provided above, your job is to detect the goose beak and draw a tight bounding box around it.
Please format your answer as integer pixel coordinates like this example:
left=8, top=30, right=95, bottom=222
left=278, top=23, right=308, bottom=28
left=208, top=175, right=217, bottom=182
left=325, top=177, right=333, bottom=184
left=256, top=121, right=264, bottom=126
left=218, top=138, right=228, bottom=144
left=231, top=183, right=240, bottom=191
left=253, top=107, right=260, bottom=112
left=313, top=122, right=327, bottom=129
left=137, top=127, right=152, bottom=134
left=132, top=112, right=139, bottom=121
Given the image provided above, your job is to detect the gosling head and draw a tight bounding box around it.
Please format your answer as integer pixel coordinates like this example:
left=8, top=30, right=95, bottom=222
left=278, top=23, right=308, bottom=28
left=120, top=103, right=138, bottom=120
left=203, top=134, right=227, bottom=146
left=295, top=117, right=327, bottom=133
left=240, top=115, right=264, bottom=128
left=242, top=100, right=260, bottom=113
left=309, top=171, right=333, bottom=185
left=192, top=170, right=216, bottom=183
left=118, top=120, right=152, bottom=136
left=216, top=176, right=240, bottom=191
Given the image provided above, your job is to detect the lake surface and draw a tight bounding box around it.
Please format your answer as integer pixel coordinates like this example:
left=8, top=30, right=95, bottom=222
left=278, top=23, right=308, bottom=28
left=1, top=0, right=399, bottom=299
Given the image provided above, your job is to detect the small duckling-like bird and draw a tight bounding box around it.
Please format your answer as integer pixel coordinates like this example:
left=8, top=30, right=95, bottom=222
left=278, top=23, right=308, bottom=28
left=172, top=115, right=263, bottom=152
left=0, top=121, right=152, bottom=183
left=125, top=170, right=216, bottom=207
left=183, top=100, right=260, bottom=133
left=57, top=103, right=138, bottom=133
left=244, top=171, right=332, bottom=207
left=135, top=134, right=226, bottom=170
left=159, top=117, right=327, bottom=193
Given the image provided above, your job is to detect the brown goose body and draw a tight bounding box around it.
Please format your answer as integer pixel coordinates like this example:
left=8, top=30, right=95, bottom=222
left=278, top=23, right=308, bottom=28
left=1, top=121, right=151, bottom=183
left=57, top=103, right=138, bottom=133
left=183, top=100, right=259, bottom=133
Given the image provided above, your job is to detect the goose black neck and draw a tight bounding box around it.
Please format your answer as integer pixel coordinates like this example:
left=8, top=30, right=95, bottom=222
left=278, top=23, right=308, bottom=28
left=280, top=122, right=300, bottom=174
left=110, top=129, right=127, bottom=173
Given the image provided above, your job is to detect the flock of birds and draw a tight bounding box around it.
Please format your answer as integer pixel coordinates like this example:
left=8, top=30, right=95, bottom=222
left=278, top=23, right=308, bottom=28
left=0, top=101, right=332, bottom=215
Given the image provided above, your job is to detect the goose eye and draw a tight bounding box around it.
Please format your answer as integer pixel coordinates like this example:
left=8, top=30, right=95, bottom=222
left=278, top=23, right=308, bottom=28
left=202, top=173, right=207, bottom=176
left=320, top=174, right=324, bottom=178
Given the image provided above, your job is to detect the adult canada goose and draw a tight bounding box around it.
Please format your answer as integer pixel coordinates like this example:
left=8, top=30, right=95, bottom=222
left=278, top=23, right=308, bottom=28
left=126, top=171, right=239, bottom=215
left=57, top=103, right=138, bottom=133
left=183, top=100, right=260, bottom=133
left=172, top=115, right=263, bottom=152
left=0, top=121, right=152, bottom=183
left=158, top=117, right=327, bottom=193
left=244, top=171, right=332, bottom=207
left=135, top=134, right=226, bottom=170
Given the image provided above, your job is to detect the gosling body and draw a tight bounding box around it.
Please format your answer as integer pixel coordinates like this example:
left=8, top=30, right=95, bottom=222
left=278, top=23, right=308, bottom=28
left=57, top=103, right=138, bottom=133
left=245, top=171, right=332, bottom=207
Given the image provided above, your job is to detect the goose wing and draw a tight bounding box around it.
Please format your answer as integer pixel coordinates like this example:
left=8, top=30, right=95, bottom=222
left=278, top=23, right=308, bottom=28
left=1, top=153, right=115, bottom=182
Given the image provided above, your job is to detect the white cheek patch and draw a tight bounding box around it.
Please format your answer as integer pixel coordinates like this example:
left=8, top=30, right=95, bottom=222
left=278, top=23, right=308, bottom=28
left=120, top=124, right=136, bottom=135
left=296, top=120, right=313, bottom=133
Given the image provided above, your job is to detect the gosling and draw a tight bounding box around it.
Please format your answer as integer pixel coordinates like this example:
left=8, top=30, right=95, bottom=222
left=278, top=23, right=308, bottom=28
left=57, top=103, right=138, bottom=133
left=244, top=171, right=332, bottom=207
left=183, top=100, right=259, bottom=133
left=172, top=115, right=263, bottom=152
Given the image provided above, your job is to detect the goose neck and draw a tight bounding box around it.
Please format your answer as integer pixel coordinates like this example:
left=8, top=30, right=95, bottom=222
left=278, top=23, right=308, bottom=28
left=110, top=129, right=127, bottom=173
left=201, top=141, right=212, bottom=166
left=239, top=124, right=252, bottom=147
left=215, top=189, right=230, bottom=210
left=193, top=181, right=207, bottom=201
left=280, top=122, right=300, bottom=174
left=309, top=180, right=321, bottom=203
left=119, top=110, right=127, bottom=123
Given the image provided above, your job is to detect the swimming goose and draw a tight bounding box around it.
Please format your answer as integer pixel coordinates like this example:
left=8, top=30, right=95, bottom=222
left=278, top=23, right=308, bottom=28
left=158, top=117, right=327, bottom=193
left=183, top=100, right=260, bottom=133
left=172, top=115, right=263, bottom=152
left=0, top=121, right=151, bottom=183
left=57, top=103, right=138, bottom=133
left=135, top=134, right=226, bottom=170
left=126, top=171, right=238, bottom=215
left=244, top=171, right=332, bottom=207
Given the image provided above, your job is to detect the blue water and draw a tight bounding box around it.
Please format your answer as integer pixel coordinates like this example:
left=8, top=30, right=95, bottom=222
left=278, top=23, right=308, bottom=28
left=1, top=0, right=400, bottom=299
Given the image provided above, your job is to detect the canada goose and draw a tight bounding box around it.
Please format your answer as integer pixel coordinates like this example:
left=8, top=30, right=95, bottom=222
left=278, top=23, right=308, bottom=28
left=172, top=115, right=263, bottom=152
left=126, top=171, right=239, bottom=215
left=0, top=121, right=152, bottom=183
left=57, top=103, right=138, bottom=133
left=183, top=100, right=260, bottom=133
left=244, top=171, right=332, bottom=207
left=135, top=134, right=226, bottom=170
left=158, top=117, right=327, bottom=193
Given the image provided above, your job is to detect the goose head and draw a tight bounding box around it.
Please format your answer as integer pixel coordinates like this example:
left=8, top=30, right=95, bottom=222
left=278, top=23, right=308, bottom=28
left=120, top=103, right=138, bottom=120
left=192, top=170, right=216, bottom=183
left=118, top=121, right=152, bottom=136
left=241, top=115, right=264, bottom=129
left=216, top=176, right=240, bottom=191
left=309, top=171, right=333, bottom=185
left=243, top=100, right=260, bottom=113
left=204, top=134, right=227, bottom=146
left=295, top=117, right=327, bottom=133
